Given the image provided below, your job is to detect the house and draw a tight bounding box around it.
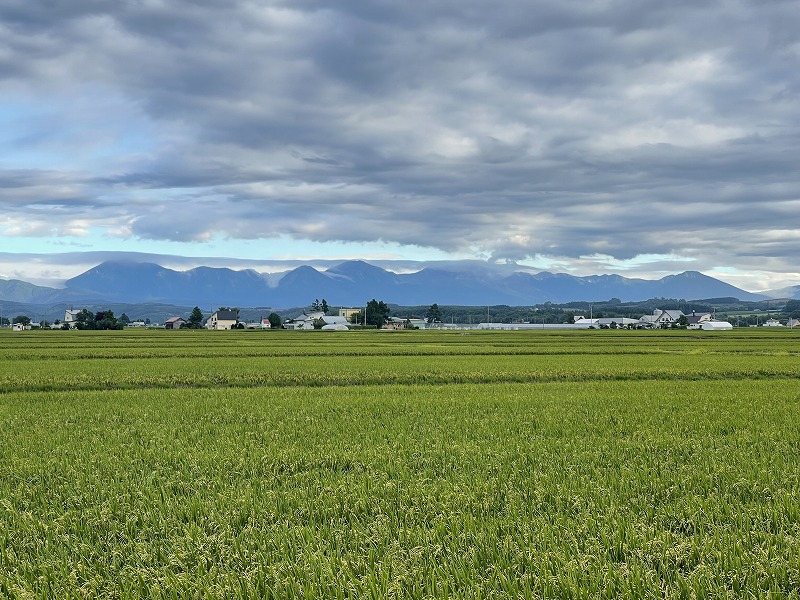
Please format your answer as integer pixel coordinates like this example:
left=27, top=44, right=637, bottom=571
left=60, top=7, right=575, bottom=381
left=384, top=317, right=410, bottom=330
left=64, top=309, right=81, bottom=328
left=339, top=308, right=361, bottom=322
left=788, top=319, right=800, bottom=328
left=283, top=311, right=325, bottom=330
left=686, top=312, right=713, bottom=330
left=764, top=318, right=783, bottom=327
left=242, top=318, right=274, bottom=329
left=164, top=316, right=186, bottom=330
left=285, top=314, right=351, bottom=330
left=206, top=310, right=239, bottom=330
left=638, top=309, right=684, bottom=328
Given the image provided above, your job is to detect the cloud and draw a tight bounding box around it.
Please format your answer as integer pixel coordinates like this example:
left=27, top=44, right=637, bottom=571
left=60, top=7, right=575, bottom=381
left=1, top=0, right=799, bottom=284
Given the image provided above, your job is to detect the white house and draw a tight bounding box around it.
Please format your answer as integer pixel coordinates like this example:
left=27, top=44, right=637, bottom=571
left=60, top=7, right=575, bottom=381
left=639, top=309, right=684, bottom=328
left=64, top=309, right=82, bottom=327
left=764, top=318, right=783, bottom=327
left=206, top=310, right=239, bottom=330
left=283, top=311, right=327, bottom=330
left=686, top=312, right=713, bottom=330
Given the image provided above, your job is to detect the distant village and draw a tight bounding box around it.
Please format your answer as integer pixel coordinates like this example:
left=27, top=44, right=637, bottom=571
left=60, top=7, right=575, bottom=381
left=7, top=305, right=800, bottom=331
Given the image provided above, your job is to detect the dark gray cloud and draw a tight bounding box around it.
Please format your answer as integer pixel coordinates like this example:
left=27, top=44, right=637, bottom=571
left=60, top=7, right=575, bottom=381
left=1, top=0, right=799, bottom=286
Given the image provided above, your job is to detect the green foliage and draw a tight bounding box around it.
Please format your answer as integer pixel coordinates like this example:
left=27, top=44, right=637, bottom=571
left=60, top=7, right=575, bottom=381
left=267, top=312, right=282, bottom=329
left=785, top=299, right=800, bottom=318
left=12, top=315, right=30, bottom=326
left=426, top=303, right=442, bottom=324
left=365, top=299, right=389, bottom=327
left=186, top=306, right=205, bottom=329
left=310, top=299, right=329, bottom=314
left=72, top=308, right=123, bottom=330
left=0, top=329, right=799, bottom=597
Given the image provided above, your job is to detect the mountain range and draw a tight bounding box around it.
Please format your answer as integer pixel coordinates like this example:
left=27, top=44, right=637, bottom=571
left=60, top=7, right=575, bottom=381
left=0, top=260, right=776, bottom=310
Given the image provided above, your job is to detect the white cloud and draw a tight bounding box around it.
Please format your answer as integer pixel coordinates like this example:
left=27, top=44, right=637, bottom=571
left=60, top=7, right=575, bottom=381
left=0, top=0, right=799, bottom=288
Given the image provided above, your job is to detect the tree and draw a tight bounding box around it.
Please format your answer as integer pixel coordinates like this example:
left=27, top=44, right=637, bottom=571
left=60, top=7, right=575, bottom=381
left=365, top=299, right=390, bottom=328
left=309, top=299, right=330, bottom=314
left=313, top=317, right=326, bottom=329
left=12, top=315, right=31, bottom=326
left=785, top=299, right=800, bottom=319
left=426, top=303, right=442, bottom=324
left=95, top=310, right=122, bottom=330
left=119, top=313, right=130, bottom=325
left=268, top=312, right=282, bottom=328
left=187, top=306, right=205, bottom=329
left=74, top=309, right=95, bottom=330
left=73, top=309, right=122, bottom=330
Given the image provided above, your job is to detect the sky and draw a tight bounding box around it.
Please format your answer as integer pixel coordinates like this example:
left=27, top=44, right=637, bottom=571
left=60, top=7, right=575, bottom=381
left=1, top=0, right=799, bottom=292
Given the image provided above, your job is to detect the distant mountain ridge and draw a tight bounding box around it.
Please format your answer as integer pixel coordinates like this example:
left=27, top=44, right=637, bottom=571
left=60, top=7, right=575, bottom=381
left=0, top=259, right=771, bottom=308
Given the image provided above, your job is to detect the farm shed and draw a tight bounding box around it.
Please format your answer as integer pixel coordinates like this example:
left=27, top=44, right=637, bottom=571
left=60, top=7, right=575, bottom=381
left=701, top=320, right=733, bottom=331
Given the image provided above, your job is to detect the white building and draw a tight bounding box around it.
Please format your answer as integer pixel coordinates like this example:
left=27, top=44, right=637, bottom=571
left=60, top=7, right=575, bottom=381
left=639, top=309, right=684, bottom=328
left=686, top=312, right=713, bottom=329
left=64, top=309, right=82, bottom=327
left=206, top=310, right=239, bottom=330
left=701, top=320, right=733, bottom=331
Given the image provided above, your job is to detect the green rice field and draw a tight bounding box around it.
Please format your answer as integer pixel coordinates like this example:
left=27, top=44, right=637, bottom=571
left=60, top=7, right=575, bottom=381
left=1, top=328, right=799, bottom=598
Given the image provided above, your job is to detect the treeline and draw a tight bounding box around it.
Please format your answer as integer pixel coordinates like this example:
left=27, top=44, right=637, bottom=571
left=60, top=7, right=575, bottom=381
left=384, top=297, right=799, bottom=325
left=68, top=309, right=125, bottom=330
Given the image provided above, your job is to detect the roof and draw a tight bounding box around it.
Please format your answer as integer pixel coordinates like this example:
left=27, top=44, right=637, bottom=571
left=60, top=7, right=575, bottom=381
left=322, top=316, right=348, bottom=325
left=686, top=314, right=711, bottom=325
left=701, top=320, right=733, bottom=330
left=214, top=310, right=239, bottom=321
left=165, top=316, right=186, bottom=324
left=660, top=310, right=684, bottom=320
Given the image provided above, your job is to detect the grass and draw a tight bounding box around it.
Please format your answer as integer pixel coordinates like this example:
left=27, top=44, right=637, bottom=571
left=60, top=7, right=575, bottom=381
left=1, top=329, right=799, bottom=598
